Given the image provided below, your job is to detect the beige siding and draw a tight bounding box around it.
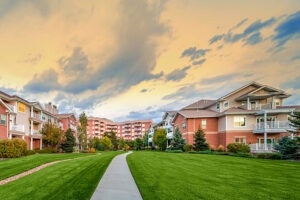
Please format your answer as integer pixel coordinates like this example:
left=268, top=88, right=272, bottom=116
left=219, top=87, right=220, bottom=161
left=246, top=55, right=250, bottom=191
left=16, top=101, right=31, bottom=135
left=226, top=115, right=256, bottom=131
left=218, top=116, right=226, bottom=132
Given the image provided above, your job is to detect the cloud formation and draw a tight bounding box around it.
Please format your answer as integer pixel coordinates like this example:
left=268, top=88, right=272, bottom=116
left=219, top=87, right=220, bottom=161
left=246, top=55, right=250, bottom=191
left=166, top=66, right=191, bottom=81
left=181, top=47, right=210, bottom=61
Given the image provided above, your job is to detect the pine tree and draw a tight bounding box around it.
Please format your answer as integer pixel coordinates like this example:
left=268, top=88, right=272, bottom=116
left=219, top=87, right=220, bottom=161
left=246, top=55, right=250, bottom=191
left=171, top=127, right=185, bottom=150
left=61, top=129, right=76, bottom=153
left=289, top=112, right=300, bottom=136
left=193, top=127, right=209, bottom=151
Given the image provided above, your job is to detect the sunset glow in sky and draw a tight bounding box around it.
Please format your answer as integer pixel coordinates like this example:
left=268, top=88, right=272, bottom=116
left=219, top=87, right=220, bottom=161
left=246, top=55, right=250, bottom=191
left=0, top=0, right=300, bottom=122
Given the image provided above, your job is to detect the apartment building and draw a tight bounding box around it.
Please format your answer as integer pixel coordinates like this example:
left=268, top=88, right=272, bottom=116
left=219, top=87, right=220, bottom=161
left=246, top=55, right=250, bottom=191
left=148, top=111, right=177, bottom=146
left=87, top=117, right=154, bottom=140
left=56, top=113, right=77, bottom=133
left=172, top=82, right=299, bottom=152
left=0, top=91, right=77, bottom=150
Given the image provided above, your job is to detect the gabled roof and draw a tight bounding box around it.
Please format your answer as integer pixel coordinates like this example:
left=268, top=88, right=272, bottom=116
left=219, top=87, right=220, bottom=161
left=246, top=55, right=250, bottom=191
left=218, top=81, right=290, bottom=101
left=174, top=109, right=218, bottom=121
left=181, top=99, right=217, bottom=110
left=56, top=113, right=76, bottom=119
left=162, top=110, right=177, bottom=120
left=0, top=99, right=14, bottom=113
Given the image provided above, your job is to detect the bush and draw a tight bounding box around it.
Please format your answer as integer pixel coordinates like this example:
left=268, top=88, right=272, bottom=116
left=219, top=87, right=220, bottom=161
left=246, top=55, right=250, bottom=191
left=217, top=145, right=225, bottom=152
left=73, top=146, right=79, bottom=153
left=0, top=139, right=27, bottom=158
left=274, top=136, right=299, bottom=156
left=35, top=148, right=58, bottom=154
left=24, top=150, right=36, bottom=156
left=256, top=153, right=283, bottom=160
left=183, top=144, right=193, bottom=152
left=82, top=149, right=89, bottom=153
left=165, top=149, right=183, bottom=153
left=89, top=148, right=96, bottom=153
left=227, top=143, right=250, bottom=153
left=209, top=145, right=216, bottom=151
left=229, top=153, right=254, bottom=158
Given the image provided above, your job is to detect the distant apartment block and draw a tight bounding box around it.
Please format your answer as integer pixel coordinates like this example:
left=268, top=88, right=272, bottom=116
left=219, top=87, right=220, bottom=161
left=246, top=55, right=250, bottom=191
left=0, top=91, right=77, bottom=150
left=87, top=117, right=154, bottom=140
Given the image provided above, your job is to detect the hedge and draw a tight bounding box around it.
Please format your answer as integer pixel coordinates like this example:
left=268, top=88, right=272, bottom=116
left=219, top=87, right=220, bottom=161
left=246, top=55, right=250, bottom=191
left=227, top=143, right=250, bottom=153
left=0, top=138, right=27, bottom=158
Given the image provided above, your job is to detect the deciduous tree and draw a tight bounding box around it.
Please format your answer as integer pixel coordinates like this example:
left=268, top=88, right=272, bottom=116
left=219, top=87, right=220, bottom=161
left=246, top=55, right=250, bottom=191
left=153, top=128, right=167, bottom=151
left=40, top=123, right=63, bottom=149
left=136, top=137, right=143, bottom=150
left=100, top=136, right=112, bottom=151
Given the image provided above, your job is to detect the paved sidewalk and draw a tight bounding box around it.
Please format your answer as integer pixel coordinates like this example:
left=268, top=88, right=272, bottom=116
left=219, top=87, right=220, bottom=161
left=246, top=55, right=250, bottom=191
left=91, top=151, right=143, bottom=200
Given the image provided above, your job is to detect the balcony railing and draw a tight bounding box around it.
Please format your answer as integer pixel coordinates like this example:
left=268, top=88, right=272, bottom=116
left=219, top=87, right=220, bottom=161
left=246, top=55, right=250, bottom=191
left=31, top=113, right=41, bottom=120
left=10, top=124, right=25, bottom=132
left=249, top=144, right=275, bottom=153
left=255, top=121, right=291, bottom=129
left=240, top=103, right=278, bottom=111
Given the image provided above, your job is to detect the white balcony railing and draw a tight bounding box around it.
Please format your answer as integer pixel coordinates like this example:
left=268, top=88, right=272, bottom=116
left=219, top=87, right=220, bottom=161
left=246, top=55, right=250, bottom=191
left=10, top=124, right=25, bottom=132
left=255, top=121, right=291, bottom=129
left=31, top=113, right=41, bottom=120
left=249, top=143, right=275, bottom=153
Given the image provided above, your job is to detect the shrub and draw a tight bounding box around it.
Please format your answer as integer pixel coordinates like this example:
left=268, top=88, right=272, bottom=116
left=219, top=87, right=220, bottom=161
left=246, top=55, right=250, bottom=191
left=24, top=150, right=36, bottom=156
left=229, top=153, right=254, bottom=158
left=209, top=145, right=216, bottom=151
left=227, top=143, right=250, bottom=153
left=183, top=144, right=193, bottom=152
left=73, top=146, right=79, bottom=153
left=89, top=148, right=96, bottom=153
left=274, top=136, right=299, bottom=156
left=82, top=149, right=89, bottom=153
left=217, top=145, right=225, bottom=152
left=0, top=139, right=27, bottom=158
left=256, top=153, right=283, bottom=160
left=165, top=149, right=183, bottom=153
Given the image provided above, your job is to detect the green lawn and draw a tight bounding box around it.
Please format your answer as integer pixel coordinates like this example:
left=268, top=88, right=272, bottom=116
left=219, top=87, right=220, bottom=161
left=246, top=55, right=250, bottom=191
left=0, top=151, right=122, bottom=200
left=127, top=151, right=300, bottom=200
left=0, top=153, right=90, bottom=180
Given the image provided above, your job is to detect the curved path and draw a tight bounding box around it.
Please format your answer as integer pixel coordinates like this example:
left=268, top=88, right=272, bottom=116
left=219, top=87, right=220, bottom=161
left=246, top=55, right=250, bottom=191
left=91, top=151, right=142, bottom=200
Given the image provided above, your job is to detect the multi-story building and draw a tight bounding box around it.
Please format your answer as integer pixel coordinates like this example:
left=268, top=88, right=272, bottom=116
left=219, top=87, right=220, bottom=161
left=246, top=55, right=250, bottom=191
left=0, top=91, right=77, bottom=150
left=56, top=113, right=77, bottom=133
left=172, top=82, right=299, bottom=152
left=87, top=117, right=154, bottom=140
left=148, top=111, right=177, bottom=146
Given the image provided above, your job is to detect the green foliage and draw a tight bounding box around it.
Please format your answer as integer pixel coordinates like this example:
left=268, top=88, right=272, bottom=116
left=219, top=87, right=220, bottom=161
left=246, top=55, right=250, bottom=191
left=256, top=153, right=283, bottom=160
left=193, top=127, right=209, bottom=151
left=143, top=133, right=149, bottom=147
left=100, top=136, right=113, bottom=150
left=227, top=143, right=250, bottom=153
left=171, top=127, right=185, bottom=150
left=126, top=140, right=136, bottom=149
left=118, top=138, right=126, bottom=150
left=165, top=149, right=183, bottom=153
left=135, top=137, right=143, bottom=150
left=78, top=112, right=88, bottom=151
left=24, top=150, right=36, bottom=156
left=274, top=136, right=299, bottom=155
left=183, top=144, right=193, bottom=152
left=289, top=112, right=300, bottom=135
left=0, top=138, right=27, bottom=158
left=35, top=148, right=58, bottom=154
left=104, top=131, right=118, bottom=150
left=153, top=128, right=167, bottom=151
left=73, top=146, right=80, bottom=153
left=40, top=122, right=63, bottom=148
left=61, top=128, right=76, bottom=153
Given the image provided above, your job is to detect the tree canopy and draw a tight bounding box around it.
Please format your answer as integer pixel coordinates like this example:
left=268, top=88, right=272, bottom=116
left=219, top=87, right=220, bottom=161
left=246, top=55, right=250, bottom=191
left=40, top=122, right=62, bottom=148
left=153, top=128, right=167, bottom=151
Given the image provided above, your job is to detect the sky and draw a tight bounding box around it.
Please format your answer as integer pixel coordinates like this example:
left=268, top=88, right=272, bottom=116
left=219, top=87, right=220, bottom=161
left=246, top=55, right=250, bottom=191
left=0, top=0, right=299, bottom=122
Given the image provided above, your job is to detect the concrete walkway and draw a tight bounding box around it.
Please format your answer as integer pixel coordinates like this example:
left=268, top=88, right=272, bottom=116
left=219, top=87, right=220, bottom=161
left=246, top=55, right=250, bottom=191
left=91, top=151, right=143, bottom=200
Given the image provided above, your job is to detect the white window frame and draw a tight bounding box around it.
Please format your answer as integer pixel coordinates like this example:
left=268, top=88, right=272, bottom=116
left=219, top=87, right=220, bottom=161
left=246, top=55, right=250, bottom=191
left=234, top=136, right=246, bottom=144
left=0, top=114, right=6, bottom=126
left=182, top=122, right=186, bottom=130
left=233, top=116, right=247, bottom=127
left=201, top=119, right=207, bottom=129
left=224, top=101, right=229, bottom=108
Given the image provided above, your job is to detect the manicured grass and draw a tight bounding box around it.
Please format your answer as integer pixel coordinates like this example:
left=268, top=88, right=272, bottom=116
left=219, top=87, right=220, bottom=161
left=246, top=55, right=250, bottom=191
left=0, top=153, right=90, bottom=180
left=0, top=151, right=122, bottom=200
left=127, top=151, right=300, bottom=200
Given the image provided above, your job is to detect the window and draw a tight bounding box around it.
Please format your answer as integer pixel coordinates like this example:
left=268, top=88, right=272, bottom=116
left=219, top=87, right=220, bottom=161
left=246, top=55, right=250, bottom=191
left=201, top=119, right=207, bottom=129
left=235, top=137, right=246, bottom=144
left=1, top=114, right=6, bottom=126
left=224, top=101, right=229, bottom=108
left=182, top=122, right=186, bottom=130
left=234, top=116, right=246, bottom=127
left=18, top=102, right=25, bottom=113
left=216, top=103, right=220, bottom=110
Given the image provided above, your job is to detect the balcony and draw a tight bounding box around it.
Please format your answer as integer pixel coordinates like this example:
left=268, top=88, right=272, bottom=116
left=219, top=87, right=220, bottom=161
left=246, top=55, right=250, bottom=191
left=253, top=121, right=291, bottom=133
left=30, top=113, right=42, bottom=123
left=9, top=124, right=25, bottom=133
left=167, top=132, right=173, bottom=139
left=240, top=103, right=277, bottom=111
